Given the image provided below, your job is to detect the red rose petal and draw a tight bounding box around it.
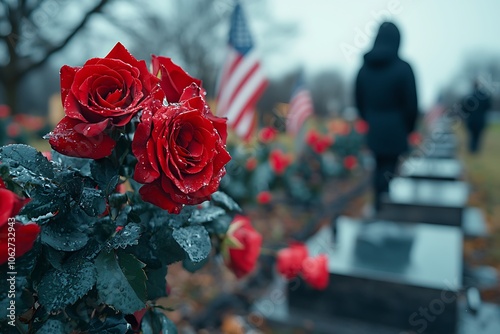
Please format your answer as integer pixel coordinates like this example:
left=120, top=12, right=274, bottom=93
left=139, top=182, right=182, bottom=214
left=0, top=222, right=40, bottom=265
left=49, top=117, right=116, bottom=159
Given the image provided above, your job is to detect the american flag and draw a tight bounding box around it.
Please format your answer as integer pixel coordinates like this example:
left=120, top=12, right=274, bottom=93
left=216, top=3, right=268, bottom=140
left=286, top=75, right=314, bottom=135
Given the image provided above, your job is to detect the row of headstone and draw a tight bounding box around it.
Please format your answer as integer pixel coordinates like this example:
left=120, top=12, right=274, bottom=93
left=254, top=118, right=499, bottom=333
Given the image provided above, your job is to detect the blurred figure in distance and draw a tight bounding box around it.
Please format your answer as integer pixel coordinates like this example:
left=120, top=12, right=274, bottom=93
left=461, top=79, right=492, bottom=154
left=354, top=21, right=419, bottom=213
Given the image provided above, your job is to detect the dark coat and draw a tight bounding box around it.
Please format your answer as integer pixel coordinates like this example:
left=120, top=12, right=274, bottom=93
left=462, top=88, right=491, bottom=132
left=355, top=22, right=418, bottom=156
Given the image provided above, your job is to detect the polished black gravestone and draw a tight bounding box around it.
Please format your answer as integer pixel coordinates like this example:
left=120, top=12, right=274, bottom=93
left=399, top=158, right=463, bottom=181
left=253, top=222, right=500, bottom=334
left=286, top=218, right=463, bottom=334
left=379, top=177, right=469, bottom=226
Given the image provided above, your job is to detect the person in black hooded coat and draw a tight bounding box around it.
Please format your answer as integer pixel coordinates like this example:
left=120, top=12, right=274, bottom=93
left=461, top=80, right=491, bottom=154
left=355, top=21, right=419, bottom=212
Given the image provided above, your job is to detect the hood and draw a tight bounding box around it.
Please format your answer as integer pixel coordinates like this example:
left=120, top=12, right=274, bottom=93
left=364, top=22, right=400, bottom=66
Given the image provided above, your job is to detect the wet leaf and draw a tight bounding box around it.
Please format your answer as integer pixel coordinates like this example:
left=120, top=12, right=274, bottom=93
left=172, top=225, right=211, bottom=263
left=188, top=206, right=226, bottom=224
left=37, top=318, right=67, bottom=334
left=107, top=223, right=141, bottom=250
left=80, top=187, right=106, bottom=217
left=37, top=261, right=96, bottom=312
left=210, top=191, right=241, bottom=212
left=95, top=251, right=145, bottom=314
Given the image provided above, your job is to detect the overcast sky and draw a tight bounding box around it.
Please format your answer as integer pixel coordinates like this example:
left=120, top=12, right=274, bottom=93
left=255, top=0, right=500, bottom=110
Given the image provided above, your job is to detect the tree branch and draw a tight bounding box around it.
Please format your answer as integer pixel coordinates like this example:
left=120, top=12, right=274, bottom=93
left=18, top=0, right=110, bottom=78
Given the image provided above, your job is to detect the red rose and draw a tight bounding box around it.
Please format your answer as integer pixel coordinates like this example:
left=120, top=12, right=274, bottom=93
left=269, top=149, right=291, bottom=175
left=132, top=84, right=230, bottom=213
left=0, top=178, right=4, bottom=188
left=301, top=254, right=329, bottom=290
left=0, top=187, right=39, bottom=265
left=7, top=122, right=21, bottom=138
left=49, top=42, right=162, bottom=159
left=343, top=155, right=358, bottom=170
left=354, top=119, right=369, bottom=134
left=256, top=191, right=272, bottom=204
left=245, top=157, right=258, bottom=171
left=223, top=215, right=262, bottom=278
left=151, top=56, right=203, bottom=103
left=408, top=131, right=422, bottom=146
left=276, top=243, right=308, bottom=280
left=258, top=127, right=278, bottom=143
left=306, top=130, right=333, bottom=154
left=305, top=129, right=321, bottom=146
left=0, top=105, right=10, bottom=118
left=0, top=223, right=40, bottom=265
left=0, top=188, right=30, bottom=227
left=14, top=114, right=46, bottom=131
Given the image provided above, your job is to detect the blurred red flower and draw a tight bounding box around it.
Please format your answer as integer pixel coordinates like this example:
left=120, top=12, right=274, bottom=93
left=354, top=119, right=369, bottom=134
left=223, top=215, right=262, bottom=278
left=301, top=254, right=329, bottom=290
left=276, top=242, right=309, bottom=280
left=306, top=129, right=333, bottom=154
left=343, top=155, right=358, bottom=170
left=0, top=105, right=10, bottom=118
left=258, top=126, right=278, bottom=143
left=408, top=131, right=422, bottom=146
left=245, top=157, right=258, bottom=171
left=256, top=190, right=272, bottom=204
left=269, top=149, right=291, bottom=175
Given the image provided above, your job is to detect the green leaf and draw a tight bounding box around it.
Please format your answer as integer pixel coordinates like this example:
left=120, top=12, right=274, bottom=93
left=117, top=253, right=147, bottom=302
left=51, top=151, right=92, bottom=177
left=210, top=191, right=241, bottom=212
left=37, top=261, right=96, bottom=312
left=91, top=159, right=119, bottom=196
left=95, top=251, right=145, bottom=314
left=141, top=309, right=177, bottom=334
left=0, top=144, right=54, bottom=180
left=188, top=206, right=225, bottom=224
left=145, top=266, right=168, bottom=300
left=37, top=318, right=67, bottom=334
left=80, top=187, right=106, bottom=217
left=204, top=214, right=232, bottom=235
left=182, top=257, right=209, bottom=273
left=172, top=226, right=211, bottom=263
left=41, top=218, right=89, bottom=252
left=107, top=223, right=141, bottom=250
left=88, top=311, right=129, bottom=333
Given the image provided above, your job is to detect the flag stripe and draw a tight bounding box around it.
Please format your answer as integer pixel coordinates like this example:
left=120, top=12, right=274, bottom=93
left=217, top=51, right=261, bottom=117
left=287, top=85, right=314, bottom=135
left=230, top=78, right=267, bottom=131
left=215, top=3, right=268, bottom=140
left=224, top=65, right=266, bottom=122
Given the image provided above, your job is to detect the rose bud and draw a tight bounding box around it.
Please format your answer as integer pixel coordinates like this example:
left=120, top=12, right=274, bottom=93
left=223, top=215, right=262, bottom=278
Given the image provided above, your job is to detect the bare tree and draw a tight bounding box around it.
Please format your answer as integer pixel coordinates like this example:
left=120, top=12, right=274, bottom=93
left=0, top=0, right=111, bottom=114
left=309, top=69, right=346, bottom=117
left=105, top=0, right=296, bottom=98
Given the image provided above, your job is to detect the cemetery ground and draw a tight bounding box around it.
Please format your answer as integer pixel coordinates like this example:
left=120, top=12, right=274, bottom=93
left=26, top=120, right=500, bottom=332
left=459, top=122, right=500, bottom=304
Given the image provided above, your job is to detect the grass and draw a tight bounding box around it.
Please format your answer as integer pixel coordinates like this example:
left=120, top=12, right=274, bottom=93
left=457, top=122, right=500, bottom=303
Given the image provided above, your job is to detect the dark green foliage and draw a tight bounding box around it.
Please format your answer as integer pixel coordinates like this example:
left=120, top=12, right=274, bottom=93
left=0, top=144, right=240, bottom=332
